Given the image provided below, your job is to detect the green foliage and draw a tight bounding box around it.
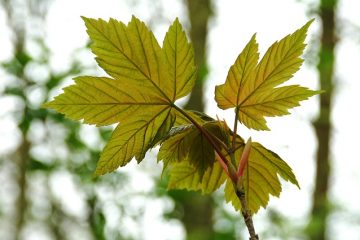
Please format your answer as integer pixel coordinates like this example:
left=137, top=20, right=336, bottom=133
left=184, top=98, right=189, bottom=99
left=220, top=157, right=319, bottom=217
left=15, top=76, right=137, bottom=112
left=44, top=16, right=319, bottom=214
left=215, top=19, right=319, bottom=130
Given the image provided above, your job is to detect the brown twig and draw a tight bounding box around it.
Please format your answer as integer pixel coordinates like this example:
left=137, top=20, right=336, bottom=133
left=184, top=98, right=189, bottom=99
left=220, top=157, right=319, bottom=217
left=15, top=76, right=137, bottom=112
left=235, top=188, right=259, bottom=240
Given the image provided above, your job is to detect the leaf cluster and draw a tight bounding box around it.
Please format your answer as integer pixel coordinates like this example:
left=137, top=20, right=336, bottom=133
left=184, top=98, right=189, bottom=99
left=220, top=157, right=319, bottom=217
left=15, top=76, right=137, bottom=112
left=44, top=16, right=319, bottom=213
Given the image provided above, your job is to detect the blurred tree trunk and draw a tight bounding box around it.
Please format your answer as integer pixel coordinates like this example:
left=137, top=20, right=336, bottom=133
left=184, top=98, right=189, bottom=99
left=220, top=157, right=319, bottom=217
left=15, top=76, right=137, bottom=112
left=179, top=0, right=215, bottom=239
left=14, top=139, right=30, bottom=240
left=1, top=2, right=107, bottom=240
left=309, top=0, right=337, bottom=239
left=183, top=0, right=211, bottom=111
left=1, top=1, right=30, bottom=238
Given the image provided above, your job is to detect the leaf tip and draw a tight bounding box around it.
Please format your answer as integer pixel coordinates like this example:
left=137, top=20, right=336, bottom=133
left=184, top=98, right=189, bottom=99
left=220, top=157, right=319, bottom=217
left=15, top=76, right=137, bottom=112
left=81, top=15, right=93, bottom=25
left=130, top=14, right=140, bottom=24
left=307, top=18, right=316, bottom=26
left=301, top=18, right=315, bottom=33
left=253, top=124, right=270, bottom=131
left=249, top=33, right=258, bottom=47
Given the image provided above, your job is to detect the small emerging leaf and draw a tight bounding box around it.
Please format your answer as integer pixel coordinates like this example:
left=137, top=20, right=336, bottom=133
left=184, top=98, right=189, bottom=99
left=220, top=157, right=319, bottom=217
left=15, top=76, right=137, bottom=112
left=237, top=137, right=252, bottom=178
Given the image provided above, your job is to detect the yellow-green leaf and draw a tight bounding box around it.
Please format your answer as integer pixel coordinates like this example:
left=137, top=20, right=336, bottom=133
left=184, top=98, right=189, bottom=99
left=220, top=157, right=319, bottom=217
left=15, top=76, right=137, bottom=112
left=163, top=18, right=196, bottom=100
left=215, top=19, right=320, bottom=130
left=224, top=142, right=299, bottom=213
left=215, top=34, right=259, bottom=109
left=167, top=160, right=227, bottom=194
left=95, top=107, right=175, bottom=175
left=158, top=121, right=223, bottom=179
left=43, top=17, right=196, bottom=176
left=158, top=125, right=193, bottom=165
left=43, top=76, right=167, bottom=126
left=82, top=16, right=171, bottom=99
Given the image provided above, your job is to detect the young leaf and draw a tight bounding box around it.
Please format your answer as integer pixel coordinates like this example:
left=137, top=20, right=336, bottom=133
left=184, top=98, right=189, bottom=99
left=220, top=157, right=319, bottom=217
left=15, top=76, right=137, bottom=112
left=43, top=17, right=196, bottom=175
left=158, top=121, right=224, bottom=179
left=224, top=142, right=299, bottom=213
left=158, top=125, right=195, bottom=165
left=166, top=160, right=227, bottom=194
left=215, top=19, right=319, bottom=130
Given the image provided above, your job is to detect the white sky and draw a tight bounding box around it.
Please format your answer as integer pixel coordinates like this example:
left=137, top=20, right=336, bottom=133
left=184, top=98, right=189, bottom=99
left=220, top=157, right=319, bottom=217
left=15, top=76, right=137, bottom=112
left=1, top=0, right=360, bottom=239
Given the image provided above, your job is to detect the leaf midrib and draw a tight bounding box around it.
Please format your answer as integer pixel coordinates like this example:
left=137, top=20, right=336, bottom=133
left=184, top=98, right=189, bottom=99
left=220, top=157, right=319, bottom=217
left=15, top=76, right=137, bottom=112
left=49, top=102, right=170, bottom=106
left=235, top=41, right=254, bottom=106
left=239, top=90, right=312, bottom=108
left=173, top=22, right=178, bottom=100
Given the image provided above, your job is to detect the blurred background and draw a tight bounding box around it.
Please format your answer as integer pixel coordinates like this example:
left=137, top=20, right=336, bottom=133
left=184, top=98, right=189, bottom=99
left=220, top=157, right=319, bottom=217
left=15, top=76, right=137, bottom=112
left=0, top=0, right=359, bottom=239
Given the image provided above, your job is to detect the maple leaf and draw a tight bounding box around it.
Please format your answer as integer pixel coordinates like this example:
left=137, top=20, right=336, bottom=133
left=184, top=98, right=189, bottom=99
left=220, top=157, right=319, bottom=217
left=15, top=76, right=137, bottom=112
left=158, top=118, right=231, bottom=193
left=157, top=118, right=230, bottom=193
left=158, top=120, right=224, bottom=179
left=215, top=19, right=320, bottom=130
left=225, top=141, right=299, bottom=213
left=166, top=160, right=227, bottom=194
left=43, top=16, right=196, bottom=176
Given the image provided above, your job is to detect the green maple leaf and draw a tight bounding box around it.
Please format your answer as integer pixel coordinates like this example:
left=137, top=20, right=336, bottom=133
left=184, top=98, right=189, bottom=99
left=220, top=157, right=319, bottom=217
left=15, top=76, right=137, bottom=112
left=43, top=16, right=196, bottom=176
left=215, top=19, right=319, bottom=130
left=224, top=142, right=299, bottom=213
left=166, top=160, right=227, bottom=194
left=158, top=118, right=231, bottom=193
left=158, top=120, right=224, bottom=179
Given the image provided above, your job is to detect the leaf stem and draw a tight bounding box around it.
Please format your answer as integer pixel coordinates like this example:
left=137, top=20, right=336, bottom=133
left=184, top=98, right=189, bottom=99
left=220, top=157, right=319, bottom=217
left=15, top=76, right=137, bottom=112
left=231, top=108, right=258, bottom=239
left=232, top=107, right=239, bottom=152
left=209, top=131, right=231, bottom=153
left=229, top=107, right=240, bottom=170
